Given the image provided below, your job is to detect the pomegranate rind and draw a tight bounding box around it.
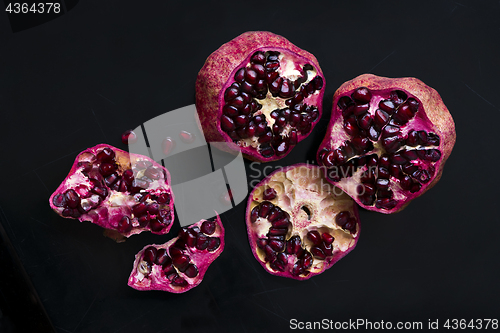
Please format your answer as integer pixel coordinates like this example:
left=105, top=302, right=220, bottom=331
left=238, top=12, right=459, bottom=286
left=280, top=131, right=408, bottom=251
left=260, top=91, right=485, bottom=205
left=318, top=74, right=456, bottom=214
left=127, top=215, right=224, bottom=293
left=245, top=164, right=360, bottom=280
left=49, top=144, right=175, bottom=238
left=196, top=31, right=325, bottom=162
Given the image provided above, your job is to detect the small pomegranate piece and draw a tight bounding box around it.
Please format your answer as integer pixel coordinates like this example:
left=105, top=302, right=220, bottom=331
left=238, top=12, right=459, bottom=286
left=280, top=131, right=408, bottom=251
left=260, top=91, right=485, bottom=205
left=196, top=31, right=325, bottom=162
left=49, top=144, right=175, bottom=240
left=128, top=215, right=224, bottom=293
left=246, top=164, right=360, bottom=280
left=317, top=74, right=456, bottom=213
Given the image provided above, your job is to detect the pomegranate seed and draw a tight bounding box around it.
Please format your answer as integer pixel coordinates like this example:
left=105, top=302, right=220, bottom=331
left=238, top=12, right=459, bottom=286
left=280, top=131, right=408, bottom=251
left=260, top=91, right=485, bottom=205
left=312, top=76, right=323, bottom=90
left=337, top=96, right=353, bottom=110
left=251, top=51, right=266, bottom=64
left=162, top=137, right=175, bottom=156
left=269, top=240, right=285, bottom=252
left=96, top=147, right=115, bottom=162
left=343, top=218, right=357, bottom=232
left=207, top=237, right=221, bottom=252
left=117, top=216, right=132, bottom=233
left=259, top=144, right=275, bottom=158
left=272, top=217, right=289, bottom=229
left=201, top=220, right=216, bottom=235
left=390, top=90, right=408, bottom=106
left=224, top=86, right=239, bottom=102
left=379, top=100, right=395, bottom=113
left=279, top=79, right=294, bottom=98
left=143, top=247, right=157, bottom=264
left=265, top=71, right=279, bottom=84
left=245, top=69, right=258, bottom=84
left=179, top=130, right=195, bottom=143
left=336, top=212, right=350, bottom=227
left=268, top=227, right=287, bottom=237
left=376, top=178, right=390, bottom=189
left=375, top=198, right=397, bottom=210
left=288, top=130, right=298, bottom=145
left=322, top=233, right=334, bottom=244
left=358, top=194, right=375, bottom=205
left=234, top=68, right=245, bottom=82
left=172, top=254, right=190, bottom=272
left=374, top=109, right=390, bottom=129
left=258, top=201, right=274, bottom=218
left=184, top=264, right=199, bottom=278
left=269, top=77, right=283, bottom=95
left=154, top=249, right=169, bottom=266
left=221, top=115, right=237, bottom=132
left=52, top=194, right=66, bottom=207
left=196, top=234, right=209, bottom=250
left=65, top=189, right=81, bottom=209
left=352, top=87, right=371, bottom=103
left=263, top=188, right=277, bottom=200
left=358, top=113, right=373, bottom=130
left=378, top=166, right=390, bottom=179
left=343, top=118, right=359, bottom=137
left=121, top=130, right=137, bottom=145
left=267, top=207, right=283, bottom=222
left=171, top=276, right=188, bottom=287
left=252, top=64, right=266, bottom=78
left=307, top=231, right=322, bottom=245
left=410, top=182, right=422, bottom=193
left=265, top=61, right=280, bottom=71
left=258, top=130, right=273, bottom=144
left=150, top=219, right=167, bottom=232
left=274, top=140, right=289, bottom=156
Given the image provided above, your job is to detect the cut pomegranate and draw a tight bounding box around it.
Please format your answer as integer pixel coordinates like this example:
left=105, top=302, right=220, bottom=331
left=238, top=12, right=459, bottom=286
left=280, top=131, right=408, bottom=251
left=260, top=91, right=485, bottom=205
left=49, top=144, right=175, bottom=240
left=317, top=74, right=456, bottom=213
left=128, top=215, right=224, bottom=293
left=246, top=164, right=360, bottom=280
left=196, top=31, right=325, bottom=162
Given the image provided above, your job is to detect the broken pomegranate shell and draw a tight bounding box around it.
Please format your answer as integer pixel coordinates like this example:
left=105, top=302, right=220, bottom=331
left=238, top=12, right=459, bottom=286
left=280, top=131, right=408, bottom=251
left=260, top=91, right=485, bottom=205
left=49, top=144, right=175, bottom=239
left=246, top=164, right=360, bottom=280
left=196, top=31, right=325, bottom=162
left=317, top=74, right=456, bottom=213
left=128, top=215, right=224, bottom=293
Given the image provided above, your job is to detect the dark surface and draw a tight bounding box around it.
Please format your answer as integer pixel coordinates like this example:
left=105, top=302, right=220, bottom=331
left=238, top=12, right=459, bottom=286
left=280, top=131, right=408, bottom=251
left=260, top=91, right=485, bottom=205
left=0, top=0, right=499, bottom=332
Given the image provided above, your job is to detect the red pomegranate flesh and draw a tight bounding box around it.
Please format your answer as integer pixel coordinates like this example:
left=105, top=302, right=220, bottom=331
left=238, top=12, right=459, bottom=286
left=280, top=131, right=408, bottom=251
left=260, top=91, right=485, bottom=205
left=49, top=144, right=175, bottom=239
left=128, top=215, right=224, bottom=293
left=317, top=74, right=456, bottom=213
left=246, top=164, right=360, bottom=280
left=196, top=31, right=325, bottom=162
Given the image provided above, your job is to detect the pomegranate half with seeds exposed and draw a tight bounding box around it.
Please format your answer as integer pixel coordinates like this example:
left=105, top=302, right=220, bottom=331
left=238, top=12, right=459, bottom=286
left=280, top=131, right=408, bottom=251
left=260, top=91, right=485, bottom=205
left=196, top=31, right=325, bottom=162
left=128, top=216, right=224, bottom=293
left=49, top=144, right=175, bottom=239
left=246, top=164, right=360, bottom=280
left=317, top=74, right=456, bottom=213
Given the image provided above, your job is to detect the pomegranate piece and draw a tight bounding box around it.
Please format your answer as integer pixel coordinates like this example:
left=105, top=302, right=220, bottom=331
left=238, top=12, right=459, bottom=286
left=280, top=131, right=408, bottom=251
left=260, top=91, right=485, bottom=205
left=128, top=215, right=224, bottom=293
left=196, top=31, right=325, bottom=162
left=246, top=164, right=360, bottom=280
left=49, top=144, right=175, bottom=240
left=317, top=74, right=456, bottom=213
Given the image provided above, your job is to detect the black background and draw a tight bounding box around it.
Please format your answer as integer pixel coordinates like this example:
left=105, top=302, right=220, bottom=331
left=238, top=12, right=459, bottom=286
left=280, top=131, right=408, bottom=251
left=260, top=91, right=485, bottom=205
left=0, top=0, right=499, bottom=332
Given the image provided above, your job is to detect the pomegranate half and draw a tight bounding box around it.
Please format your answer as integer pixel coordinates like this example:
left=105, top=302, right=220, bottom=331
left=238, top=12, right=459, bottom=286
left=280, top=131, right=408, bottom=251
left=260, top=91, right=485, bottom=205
left=246, top=164, right=360, bottom=280
left=317, top=74, right=456, bottom=213
left=128, top=215, right=224, bottom=293
left=196, top=31, right=325, bottom=162
left=49, top=144, right=175, bottom=239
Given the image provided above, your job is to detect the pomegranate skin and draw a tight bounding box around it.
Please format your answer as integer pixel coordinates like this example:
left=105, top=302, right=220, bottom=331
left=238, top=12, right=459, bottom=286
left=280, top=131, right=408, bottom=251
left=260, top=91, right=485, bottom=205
left=49, top=144, right=175, bottom=239
left=196, top=31, right=325, bottom=162
left=245, top=164, right=360, bottom=280
left=128, top=215, right=224, bottom=293
left=317, top=74, right=456, bottom=214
